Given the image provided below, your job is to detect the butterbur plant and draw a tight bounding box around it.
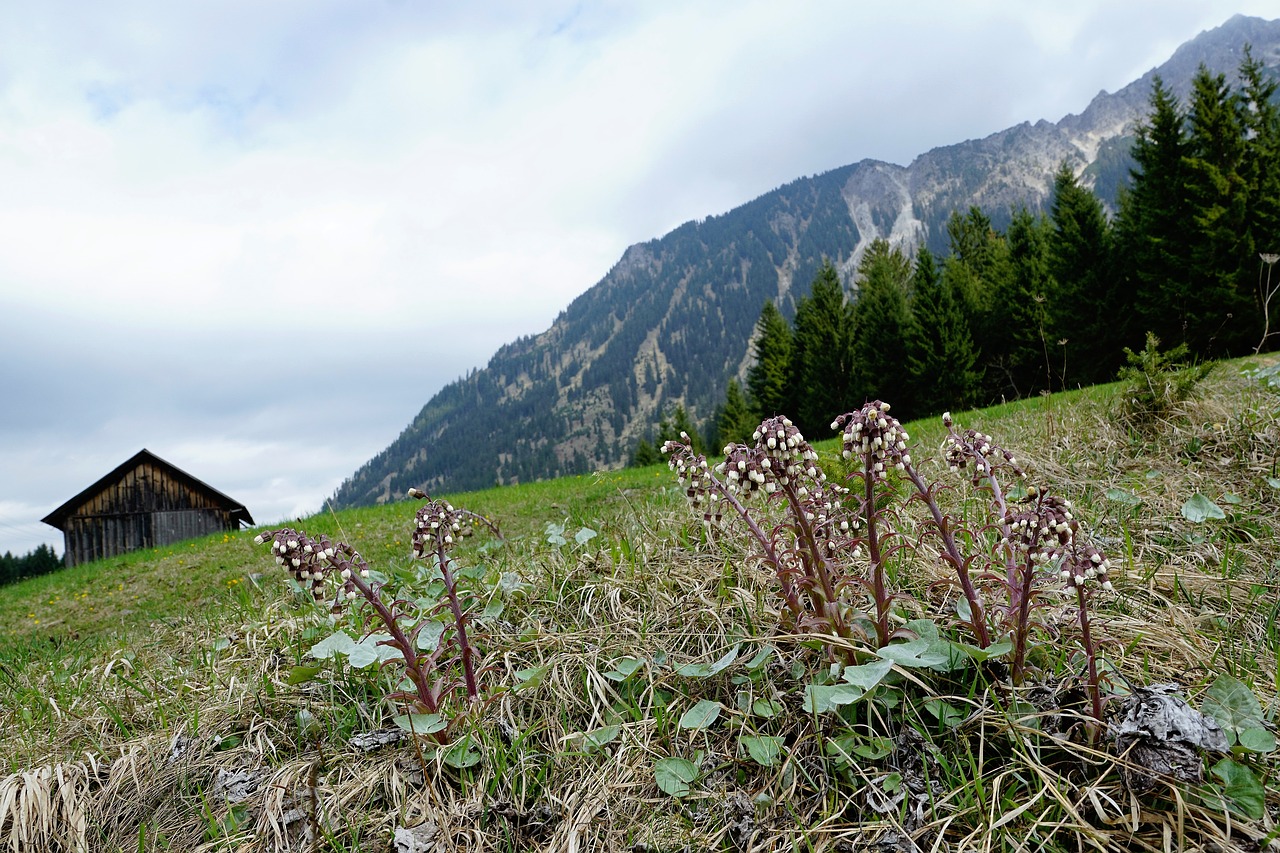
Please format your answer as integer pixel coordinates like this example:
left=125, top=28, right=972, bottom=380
left=664, top=418, right=869, bottom=660
left=255, top=489, right=499, bottom=737
left=665, top=401, right=1117, bottom=729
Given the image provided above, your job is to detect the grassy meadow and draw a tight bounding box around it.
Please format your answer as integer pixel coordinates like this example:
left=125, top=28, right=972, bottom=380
left=2, top=359, right=1279, bottom=852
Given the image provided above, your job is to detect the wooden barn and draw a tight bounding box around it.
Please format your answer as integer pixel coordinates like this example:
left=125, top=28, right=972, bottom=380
left=42, top=449, right=255, bottom=567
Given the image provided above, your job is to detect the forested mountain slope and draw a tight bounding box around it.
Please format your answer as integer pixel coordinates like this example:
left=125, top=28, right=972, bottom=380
left=333, top=14, right=1280, bottom=507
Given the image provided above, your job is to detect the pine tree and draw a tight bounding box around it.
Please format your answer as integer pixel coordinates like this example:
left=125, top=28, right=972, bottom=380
left=1120, top=76, right=1193, bottom=351
left=628, top=403, right=702, bottom=466
left=1239, top=47, right=1280, bottom=352
left=944, top=207, right=1013, bottom=400
left=789, top=260, right=855, bottom=436
left=629, top=439, right=661, bottom=467
left=850, top=239, right=914, bottom=412
left=745, top=301, right=793, bottom=419
left=999, top=207, right=1055, bottom=396
left=716, top=379, right=756, bottom=447
left=1182, top=66, right=1251, bottom=354
left=1047, top=163, right=1119, bottom=384
left=906, top=247, right=982, bottom=414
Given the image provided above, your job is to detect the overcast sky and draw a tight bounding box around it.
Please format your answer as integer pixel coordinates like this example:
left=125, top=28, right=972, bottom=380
left=1, top=2, right=1273, bottom=557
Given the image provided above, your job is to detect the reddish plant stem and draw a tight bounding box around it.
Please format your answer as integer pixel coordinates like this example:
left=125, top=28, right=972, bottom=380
left=345, top=566, right=439, bottom=714
left=902, top=464, right=991, bottom=648
left=861, top=457, right=891, bottom=649
left=435, top=543, right=479, bottom=702
left=712, top=482, right=806, bottom=621
left=780, top=484, right=840, bottom=628
left=1076, top=583, right=1104, bottom=736
left=1009, top=555, right=1037, bottom=684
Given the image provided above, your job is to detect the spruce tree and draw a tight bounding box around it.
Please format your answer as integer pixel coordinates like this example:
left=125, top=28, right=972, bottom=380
left=850, top=239, right=914, bottom=412
left=1120, top=76, right=1193, bottom=351
left=716, top=379, right=756, bottom=447
left=1183, top=66, right=1251, bottom=354
left=906, top=247, right=982, bottom=414
left=944, top=207, right=1013, bottom=399
left=1000, top=207, right=1055, bottom=396
left=746, top=301, right=793, bottom=419
left=1047, top=163, right=1119, bottom=384
left=789, top=260, right=855, bottom=436
left=1239, top=48, right=1280, bottom=351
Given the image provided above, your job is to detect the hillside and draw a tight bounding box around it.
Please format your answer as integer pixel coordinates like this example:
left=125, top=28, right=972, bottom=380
left=333, top=14, right=1280, bottom=507
left=3, top=359, right=1279, bottom=850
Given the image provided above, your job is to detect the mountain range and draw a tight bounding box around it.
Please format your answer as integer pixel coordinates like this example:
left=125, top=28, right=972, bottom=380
left=332, top=13, right=1280, bottom=508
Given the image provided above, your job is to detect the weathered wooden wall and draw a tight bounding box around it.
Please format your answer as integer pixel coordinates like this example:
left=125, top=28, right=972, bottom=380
left=61, top=460, right=237, bottom=566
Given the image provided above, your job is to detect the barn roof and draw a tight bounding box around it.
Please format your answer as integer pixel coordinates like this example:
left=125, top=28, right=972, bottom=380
left=41, top=448, right=255, bottom=531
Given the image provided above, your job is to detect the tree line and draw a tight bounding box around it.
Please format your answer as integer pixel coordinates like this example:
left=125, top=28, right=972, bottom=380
left=0, top=544, right=62, bottom=587
left=693, top=56, right=1280, bottom=448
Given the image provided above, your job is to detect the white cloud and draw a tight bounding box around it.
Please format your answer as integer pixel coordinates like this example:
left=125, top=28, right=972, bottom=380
left=1, top=1, right=1276, bottom=556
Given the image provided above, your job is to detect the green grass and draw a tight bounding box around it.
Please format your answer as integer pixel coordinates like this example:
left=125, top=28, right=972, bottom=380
left=2, top=360, right=1278, bottom=852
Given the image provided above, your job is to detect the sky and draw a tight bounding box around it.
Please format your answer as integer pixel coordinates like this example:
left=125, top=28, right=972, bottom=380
left=1, top=1, right=1274, bottom=557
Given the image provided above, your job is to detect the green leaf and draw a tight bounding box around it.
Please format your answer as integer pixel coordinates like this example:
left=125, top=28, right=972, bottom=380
left=1106, top=488, right=1142, bottom=506
left=582, top=725, right=620, bottom=752
left=544, top=522, right=567, bottom=546
left=804, top=682, right=868, bottom=714
left=1181, top=493, right=1225, bottom=523
left=826, top=733, right=895, bottom=764
left=346, top=643, right=379, bottom=669
left=1237, top=727, right=1277, bottom=754
left=1207, top=758, right=1265, bottom=820
left=513, top=665, right=549, bottom=692
left=392, top=713, right=447, bottom=735
left=745, top=645, right=775, bottom=670
left=574, top=527, right=598, bottom=546
left=366, top=633, right=403, bottom=663
left=923, top=698, right=966, bottom=728
left=603, top=656, right=645, bottom=681
left=342, top=634, right=400, bottom=669
left=949, top=638, right=1014, bottom=663
left=1266, top=477, right=1280, bottom=490
left=678, top=699, right=722, bottom=730
left=674, top=644, right=740, bottom=678
left=308, top=630, right=357, bottom=660
left=741, top=735, right=782, bottom=767
left=443, top=735, right=483, bottom=769
left=841, top=658, right=894, bottom=689
left=286, top=665, right=324, bottom=685
left=903, top=619, right=940, bottom=641
left=1220, top=492, right=1243, bottom=506
left=1203, top=674, right=1271, bottom=751
left=295, top=709, right=320, bottom=736
left=876, top=638, right=950, bottom=668
left=416, top=621, right=446, bottom=651
left=853, top=736, right=895, bottom=760
left=750, top=698, right=783, bottom=719
left=824, top=733, right=858, bottom=766
left=653, top=757, right=699, bottom=797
